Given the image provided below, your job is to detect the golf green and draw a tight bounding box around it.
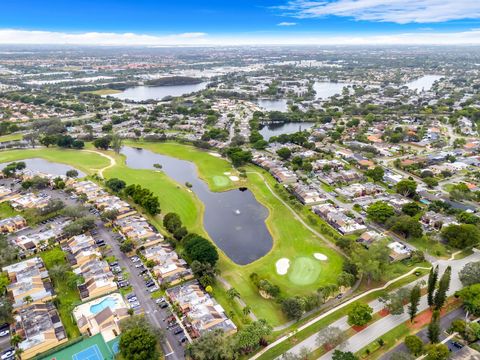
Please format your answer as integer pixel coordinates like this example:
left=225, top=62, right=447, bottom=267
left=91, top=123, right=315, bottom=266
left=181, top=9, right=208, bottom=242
left=288, top=257, right=322, bottom=286
left=213, top=175, right=230, bottom=187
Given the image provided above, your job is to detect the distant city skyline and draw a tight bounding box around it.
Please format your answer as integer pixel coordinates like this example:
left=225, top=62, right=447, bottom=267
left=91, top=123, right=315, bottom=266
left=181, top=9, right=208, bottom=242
left=1, top=0, right=480, bottom=45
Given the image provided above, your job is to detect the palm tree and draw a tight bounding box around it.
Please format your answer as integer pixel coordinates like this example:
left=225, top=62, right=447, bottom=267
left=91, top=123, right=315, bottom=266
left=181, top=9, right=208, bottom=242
left=242, top=306, right=251, bottom=316
left=15, top=348, right=23, bottom=360
left=10, top=334, right=22, bottom=347
left=22, top=295, right=33, bottom=305
left=226, top=287, right=240, bottom=301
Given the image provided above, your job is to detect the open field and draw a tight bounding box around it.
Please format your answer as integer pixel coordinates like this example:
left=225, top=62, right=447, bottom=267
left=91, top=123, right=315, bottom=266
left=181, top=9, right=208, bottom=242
left=82, top=88, right=122, bottom=96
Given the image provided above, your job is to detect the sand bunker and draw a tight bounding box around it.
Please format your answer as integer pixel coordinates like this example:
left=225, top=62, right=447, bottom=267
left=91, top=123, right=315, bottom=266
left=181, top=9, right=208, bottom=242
left=314, top=253, right=328, bottom=261
left=209, top=152, right=222, bottom=158
left=229, top=176, right=239, bottom=181
left=224, top=172, right=231, bottom=175
left=276, top=258, right=290, bottom=275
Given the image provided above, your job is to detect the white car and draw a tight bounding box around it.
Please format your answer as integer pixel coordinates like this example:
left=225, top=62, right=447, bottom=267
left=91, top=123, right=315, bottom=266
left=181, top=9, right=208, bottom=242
left=0, top=329, right=9, bottom=337
left=1, top=348, right=14, bottom=360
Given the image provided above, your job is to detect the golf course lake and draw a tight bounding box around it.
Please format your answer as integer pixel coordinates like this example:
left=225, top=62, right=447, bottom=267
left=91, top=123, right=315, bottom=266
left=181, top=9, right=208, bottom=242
left=110, top=82, right=208, bottom=101
left=0, top=158, right=85, bottom=177
left=120, top=146, right=273, bottom=265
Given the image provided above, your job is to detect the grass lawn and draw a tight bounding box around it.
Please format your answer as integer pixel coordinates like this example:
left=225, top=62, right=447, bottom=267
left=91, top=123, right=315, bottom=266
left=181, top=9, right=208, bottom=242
left=102, top=152, right=205, bottom=233
left=0, top=202, right=17, bottom=219
left=407, top=236, right=450, bottom=258
left=0, top=133, right=23, bottom=143
left=124, top=141, right=241, bottom=192
left=39, top=247, right=81, bottom=338
left=0, top=148, right=110, bottom=175
left=82, top=89, right=122, bottom=96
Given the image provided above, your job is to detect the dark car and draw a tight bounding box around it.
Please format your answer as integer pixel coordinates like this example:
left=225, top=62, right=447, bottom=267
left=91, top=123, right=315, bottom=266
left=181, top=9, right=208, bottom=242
left=173, top=327, right=184, bottom=335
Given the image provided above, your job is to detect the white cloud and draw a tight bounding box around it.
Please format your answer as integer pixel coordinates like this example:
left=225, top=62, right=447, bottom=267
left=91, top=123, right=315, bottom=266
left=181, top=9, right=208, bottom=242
left=2, top=28, right=480, bottom=46
left=0, top=29, right=208, bottom=46
left=277, top=22, right=297, bottom=26
left=278, top=0, right=480, bottom=24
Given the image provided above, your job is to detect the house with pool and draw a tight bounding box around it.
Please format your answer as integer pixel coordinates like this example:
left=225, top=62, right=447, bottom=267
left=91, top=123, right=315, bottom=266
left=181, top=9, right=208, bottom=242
left=73, top=293, right=129, bottom=342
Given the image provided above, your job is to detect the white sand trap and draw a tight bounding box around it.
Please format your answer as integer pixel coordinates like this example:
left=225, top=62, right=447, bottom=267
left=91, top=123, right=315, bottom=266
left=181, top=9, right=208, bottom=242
left=276, top=258, right=290, bottom=275
left=209, top=152, right=222, bottom=158
left=224, top=172, right=231, bottom=175
left=229, top=176, right=239, bottom=181
left=314, top=253, right=328, bottom=261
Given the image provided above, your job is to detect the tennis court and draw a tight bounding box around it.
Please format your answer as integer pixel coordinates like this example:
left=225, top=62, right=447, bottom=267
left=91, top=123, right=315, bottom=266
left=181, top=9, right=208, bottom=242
left=72, top=345, right=103, bottom=360
left=39, top=334, right=114, bottom=360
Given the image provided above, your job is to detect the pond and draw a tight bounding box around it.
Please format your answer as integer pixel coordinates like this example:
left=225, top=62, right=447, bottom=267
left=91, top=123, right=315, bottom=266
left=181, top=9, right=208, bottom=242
left=256, top=99, right=289, bottom=112
left=313, top=81, right=352, bottom=100
left=110, top=82, right=208, bottom=101
left=405, top=75, right=442, bottom=92
left=259, top=122, right=316, bottom=141
left=120, top=146, right=273, bottom=265
left=0, top=158, right=85, bottom=177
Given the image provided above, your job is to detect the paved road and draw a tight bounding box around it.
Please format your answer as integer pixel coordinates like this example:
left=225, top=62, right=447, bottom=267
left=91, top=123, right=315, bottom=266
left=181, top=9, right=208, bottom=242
left=315, top=251, right=480, bottom=359
left=380, top=307, right=467, bottom=359
left=281, top=251, right=480, bottom=359
left=95, top=221, right=186, bottom=360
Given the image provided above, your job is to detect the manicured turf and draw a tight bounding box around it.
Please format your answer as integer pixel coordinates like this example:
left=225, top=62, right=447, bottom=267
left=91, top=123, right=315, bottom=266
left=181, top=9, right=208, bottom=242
left=83, top=89, right=122, bottom=96
left=124, top=141, right=239, bottom=191
left=0, top=148, right=110, bottom=175
left=0, top=133, right=23, bottom=142
left=288, top=256, right=322, bottom=286
left=212, top=175, right=230, bottom=187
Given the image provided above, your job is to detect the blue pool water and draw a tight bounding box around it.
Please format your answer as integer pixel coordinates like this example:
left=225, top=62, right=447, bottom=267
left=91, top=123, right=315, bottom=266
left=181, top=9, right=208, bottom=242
left=90, top=297, right=116, bottom=315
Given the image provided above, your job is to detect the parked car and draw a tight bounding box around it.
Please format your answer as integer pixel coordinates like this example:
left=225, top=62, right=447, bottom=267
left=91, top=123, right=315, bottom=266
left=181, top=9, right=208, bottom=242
left=149, top=286, right=159, bottom=293
left=118, top=280, right=130, bottom=288
left=155, top=298, right=165, bottom=304
left=173, top=327, right=184, bottom=335
left=160, top=302, right=169, bottom=309
left=1, top=348, right=14, bottom=360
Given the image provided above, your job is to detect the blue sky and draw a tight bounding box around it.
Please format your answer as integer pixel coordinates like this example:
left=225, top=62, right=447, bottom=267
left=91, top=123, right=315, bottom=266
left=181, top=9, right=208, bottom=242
left=1, top=0, right=480, bottom=45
